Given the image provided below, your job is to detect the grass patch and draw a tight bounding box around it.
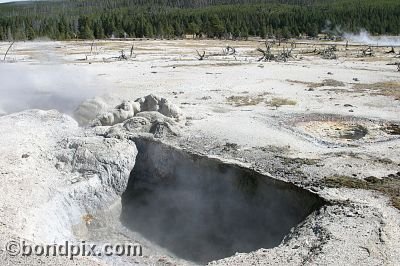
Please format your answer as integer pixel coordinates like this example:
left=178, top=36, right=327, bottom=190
left=311, top=79, right=346, bottom=88
left=353, top=81, right=400, bottom=100
left=382, top=124, right=400, bottom=135
left=287, top=79, right=345, bottom=89
left=324, top=175, right=400, bottom=210
left=227, top=94, right=297, bottom=109
left=226, top=95, right=264, bottom=106
left=226, top=92, right=270, bottom=107
left=266, top=97, right=297, bottom=108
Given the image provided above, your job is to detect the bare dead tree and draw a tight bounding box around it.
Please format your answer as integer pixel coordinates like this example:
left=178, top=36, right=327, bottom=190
left=311, top=45, right=318, bottom=54
left=223, top=46, right=236, bottom=55
left=257, top=41, right=275, bottom=62
left=227, top=46, right=236, bottom=55
left=90, top=40, right=95, bottom=55
left=278, top=46, right=294, bottom=62
left=118, top=50, right=128, bottom=60
left=3, top=41, right=15, bottom=61
left=386, top=46, right=395, bottom=54
left=299, top=46, right=318, bottom=55
left=320, top=45, right=337, bottom=59
left=361, top=46, right=373, bottom=57
left=130, top=42, right=135, bottom=58
left=394, top=62, right=400, bottom=72
left=196, top=50, right=206, bottom=60
left=386, top=62, right=400, bottom=71
left=257, top=41, right=296, bottom=62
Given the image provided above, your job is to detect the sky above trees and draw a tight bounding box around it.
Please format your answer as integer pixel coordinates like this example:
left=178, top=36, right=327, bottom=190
left=0, top=0, right=35, bottom=3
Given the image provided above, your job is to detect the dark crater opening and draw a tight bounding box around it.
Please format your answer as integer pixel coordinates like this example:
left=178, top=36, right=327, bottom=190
left=121, top=139, right=324, bottom=264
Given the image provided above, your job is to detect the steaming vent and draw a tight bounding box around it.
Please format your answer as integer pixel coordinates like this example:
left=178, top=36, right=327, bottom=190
left=121, top=139, right=324, bottom=264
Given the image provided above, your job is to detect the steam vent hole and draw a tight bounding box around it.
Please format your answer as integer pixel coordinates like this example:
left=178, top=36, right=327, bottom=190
left=121, top=139, right=325, bottom=264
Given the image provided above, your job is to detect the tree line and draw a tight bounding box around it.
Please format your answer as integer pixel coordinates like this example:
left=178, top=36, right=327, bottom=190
left=0, top=0, right=399, bottom=41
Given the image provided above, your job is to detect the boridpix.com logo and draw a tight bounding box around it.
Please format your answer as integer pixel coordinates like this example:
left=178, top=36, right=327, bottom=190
left=5, top=240, right=142, bottom=260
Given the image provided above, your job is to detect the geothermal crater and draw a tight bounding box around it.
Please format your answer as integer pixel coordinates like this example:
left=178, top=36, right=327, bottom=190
left=284, top=114, right=400, bottom=146
left=120, top=139, right=325, bottom=264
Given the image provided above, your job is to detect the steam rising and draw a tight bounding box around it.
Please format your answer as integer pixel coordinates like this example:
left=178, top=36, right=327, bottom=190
left=322, top=20, right=400, bottom=46
left=344, top=30, right=400, bottom=46
left=0, top=63, right=108, bottom=116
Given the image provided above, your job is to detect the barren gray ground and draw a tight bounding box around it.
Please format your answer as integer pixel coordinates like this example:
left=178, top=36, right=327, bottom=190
left=0, top=39, right=399, bottom=265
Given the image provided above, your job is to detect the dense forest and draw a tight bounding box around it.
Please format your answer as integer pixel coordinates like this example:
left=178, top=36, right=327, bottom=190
left=0, top=0, right=399, bottom=40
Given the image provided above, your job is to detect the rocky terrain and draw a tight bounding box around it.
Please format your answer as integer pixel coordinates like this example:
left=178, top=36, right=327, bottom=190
left=0, top=39, right=399, bottom=265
